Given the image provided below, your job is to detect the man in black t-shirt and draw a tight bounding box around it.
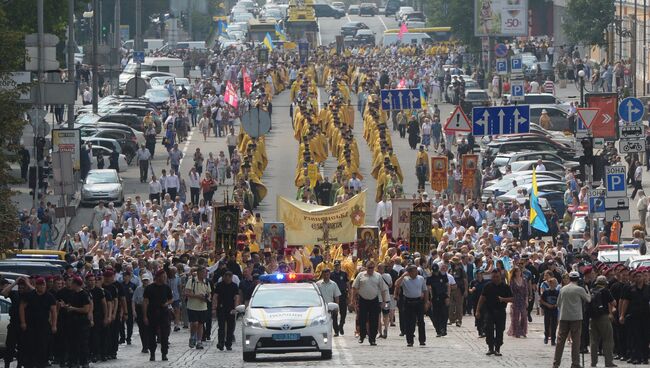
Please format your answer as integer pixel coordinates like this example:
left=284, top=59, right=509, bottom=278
left=331, top=261, right=349, bottom=336
left=143, top=269, right=173, bottom=361
left=120, top=272, right=137, bottom=345
left=213, top=271, right=239, bottom=350
left=102, top=271, right=117, bottom=360
left=426, top=263, right=449, bottom=337
left=476, top=270, right=513, bottom=356
left=19, top=277, right=57, bottom=368
left=86, top=273, right=108, bottom=362
left=619, top=271, right=650, bottom=364
left=1, top=276, right=32, bottom=368
left=64, top=276, right=91, bottom=367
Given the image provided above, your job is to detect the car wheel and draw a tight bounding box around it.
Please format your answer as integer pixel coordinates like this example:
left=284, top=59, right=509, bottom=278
left=243, top=352, right=256, bottom=362
left=321, top=350, right=332, bottom=359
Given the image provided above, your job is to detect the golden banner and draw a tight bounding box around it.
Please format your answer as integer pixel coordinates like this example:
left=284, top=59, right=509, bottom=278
left=277, top=191, right=366, bottom=245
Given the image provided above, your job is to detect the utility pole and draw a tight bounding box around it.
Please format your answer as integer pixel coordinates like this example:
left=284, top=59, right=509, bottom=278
left=188, top=0, right=193, bottom=40
left=634, top=0, right=638, bottom=97
left=619, top=0, right=623, bottom=60
left=113, top=0, right=120, bottom=94
left=67, top=0, right=75, bottom=128
left=645, top=0, right=647, bottom=95
left=135, top=0, right=142, bottom=51
left=92, top=0, right=99, bottom=114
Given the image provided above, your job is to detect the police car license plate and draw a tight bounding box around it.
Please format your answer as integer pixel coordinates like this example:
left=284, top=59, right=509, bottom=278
left=272, top=333, right=300, bottom=341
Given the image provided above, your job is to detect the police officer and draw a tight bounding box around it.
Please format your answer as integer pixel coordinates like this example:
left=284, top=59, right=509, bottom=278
left=109, top=271, right=126, bottom=356
left=394, top=264, right=428, bottom=346
left=476, top=270, right=514, bottom=356
left=101, top=270, right=117, bottom=360
left=52, top=276, right=72, bottom=366
left=87, top=273, right=108, bottom=362
left=19, top=277, right=57, bottom=368
left=63, top=276, right=91, bottom=368
left=330, top=260, right=349, bottom=336
left=120, top=271, right=137, bottom=345
left=143, top=269, right=173, bottom=361
left=212, top=271, right=239, bottom=351
left=619, top=269, right=650, bottom=364
left=2, top=276, right=32, bottom=368
left=426, top=263, right=449, bottom=337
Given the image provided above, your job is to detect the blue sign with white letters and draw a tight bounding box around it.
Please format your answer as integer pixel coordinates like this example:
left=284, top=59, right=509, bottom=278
left=496, top=59, right=507, bottom=74
left=511, top=80, right=525, bottom=100
left=471, top=105, right=530, bottom=136
left=510, top=57, right=522, bottom=74
left=133, top=51, right=145, bottom=63
left=605, top=166, right=627, bottom=198
left=380, top=89, right=422, bottom=111
left=618, top=97, right=645, bottom=123
left=589, top=196, right=605, bottom=214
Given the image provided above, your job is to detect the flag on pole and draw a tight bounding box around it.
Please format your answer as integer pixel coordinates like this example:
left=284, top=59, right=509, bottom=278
left=418, top=85, right=427, bottom=110
left=217, top=20, right=227, bottom=35
left=275, top=23, right=287, bottom=41
left=242, top=67, right=252, bottom=96
left=398, top=23, right=408, bottom=40
left=263, top=32, right=274, bottom=51
left=224, top=81, right=239, bottom=108
left=530, top=168, right=549, bottom=233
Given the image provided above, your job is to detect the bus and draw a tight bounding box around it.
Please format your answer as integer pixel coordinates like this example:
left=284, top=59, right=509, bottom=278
left=384, top=26, right=452, bottom=42
left=248, top=19, right=278, bottom=43
left=119, top=57, right=185, bottom=89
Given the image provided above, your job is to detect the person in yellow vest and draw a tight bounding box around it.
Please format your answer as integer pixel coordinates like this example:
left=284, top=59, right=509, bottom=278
left=314, top=251, right=334, bottom=280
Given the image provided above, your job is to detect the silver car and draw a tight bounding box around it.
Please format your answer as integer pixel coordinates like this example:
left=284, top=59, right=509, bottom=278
left=81, top=169, right=124, bottom=206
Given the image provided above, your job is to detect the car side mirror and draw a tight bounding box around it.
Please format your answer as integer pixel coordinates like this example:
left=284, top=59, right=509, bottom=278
left=235, top=304, right=246, bottom=313
left=327, top=302, right=339, bottom=312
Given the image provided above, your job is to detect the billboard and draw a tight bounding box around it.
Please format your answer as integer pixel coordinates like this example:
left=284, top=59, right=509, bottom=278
left=475, top=0, right=528, bottom=36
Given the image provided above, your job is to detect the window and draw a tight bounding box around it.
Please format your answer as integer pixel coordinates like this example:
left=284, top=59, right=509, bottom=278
left=250, top=288, right=322, bottom=308
left=0, top=299, right=10, bottom=314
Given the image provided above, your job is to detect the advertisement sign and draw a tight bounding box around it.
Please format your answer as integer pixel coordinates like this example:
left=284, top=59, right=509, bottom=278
left=391, top=199, right=416, bottom=240
left=475, top=0, right=528, bottom=36
left=585, top=93, right=617, bottom=139
left=277, top=191, right=366, bottom=245
left=51, top=129, right=81, bottom=170
left=430, top=156, right=448, bottom=192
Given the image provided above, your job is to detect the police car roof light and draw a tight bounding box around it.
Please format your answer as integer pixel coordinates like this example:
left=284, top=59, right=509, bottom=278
left=259, top=273, right=314, bottom=283
left=599, top=244, right=640, bottom=250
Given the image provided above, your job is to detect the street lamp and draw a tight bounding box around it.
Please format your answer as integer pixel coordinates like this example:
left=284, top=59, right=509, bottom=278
left=578, top=69, right=585, bottom=107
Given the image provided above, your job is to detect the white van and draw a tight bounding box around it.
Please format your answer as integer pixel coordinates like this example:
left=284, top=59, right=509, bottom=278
left=382, top=32, right=432, bottom=46
left=158, top=41, right=207, bottom=53
left=119, top=57, right=184, bottom=89
left=122, top=39, right=166, bottom=53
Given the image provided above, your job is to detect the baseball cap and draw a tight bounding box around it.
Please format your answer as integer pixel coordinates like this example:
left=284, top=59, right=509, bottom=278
left=569, top=271, right=580, bottom=279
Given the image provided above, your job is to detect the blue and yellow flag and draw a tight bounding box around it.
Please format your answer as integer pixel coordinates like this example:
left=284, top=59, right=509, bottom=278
left=275, top=23, right=287, bottom=41
left=418, top=85, right=427, bottom=110
left=263, top=32, right=274, bottom=51
left=530, top=169, right=549, bottom=233
left=217, top=20, right=228, bottom=35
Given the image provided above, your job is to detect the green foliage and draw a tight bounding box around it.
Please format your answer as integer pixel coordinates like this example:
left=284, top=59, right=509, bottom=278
left=563, top=0, right=615, bottom=46
left=191, top=11, right=213, bottom=41
left=424, top=0, right=478, bottom=49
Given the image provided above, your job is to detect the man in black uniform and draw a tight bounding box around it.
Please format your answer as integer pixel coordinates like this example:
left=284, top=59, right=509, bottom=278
left=619, top=269, right=650, bottom=364
left=19, top=277, right=57, bottom=368
left=426, top=263, right=449, bottom=337
left=120, top=271, right=137, bottom=345
left=86, top=273, right=108, bottom=362
left=607, top=267, right=626, bottom=360
left=476, top=270, right=513, bottom=356
left=213, top=271, right=239, bottom=351
left=53, top=276, right=72, bottom=366
left=109, top=270, right=126, bottom=356
left=2, top=276, right=32, bottom=368
left=330, top=260, right=349, bottom=336
left=63, top=276, right=91, bottom=368
left=143, top=269, right=173, bottom=361
left=101, top=270, right=117, bottom=360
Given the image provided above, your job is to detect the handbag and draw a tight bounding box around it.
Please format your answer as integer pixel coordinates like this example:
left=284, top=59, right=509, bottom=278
left=226, top=167, right=232, bottom=179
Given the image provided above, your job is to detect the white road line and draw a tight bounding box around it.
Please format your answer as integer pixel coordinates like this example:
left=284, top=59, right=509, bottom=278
left=346, top=15, right=352, bottom=22
left=317, top=19, right=323, bottom=46
left=178, top=129, right=194, bottom=166
left=377, top=15, right=388, bottom=30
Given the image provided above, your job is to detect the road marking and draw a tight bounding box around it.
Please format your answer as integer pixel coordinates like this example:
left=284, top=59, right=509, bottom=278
left=377, top=15, right=388, bottom=30
left=317, top=19, right=323, bottom=46
left=178, top=129, right=194, bottom=166
left=333, top=336, right=353, bottom=365
left=346, top=15, right=352, bottom=22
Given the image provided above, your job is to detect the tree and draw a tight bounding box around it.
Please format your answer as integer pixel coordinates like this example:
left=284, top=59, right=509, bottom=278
left=424, top=0, right=477, bottom=47
left=563, top=0, right=615, bottom=46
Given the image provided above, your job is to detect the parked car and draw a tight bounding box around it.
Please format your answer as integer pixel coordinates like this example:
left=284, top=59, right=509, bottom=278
left=492, top=151, right=579, bottom=171
left=507, top=160, right=569, bottom=175
left=529, top=105, right=571, bottom=132
left=347, top=4, right=360, bottom=14
left=81, top=169, right=124, bottom=205
left=331, top=2, right=346, bottom=12
left=89, top=146, right=129, bottom=172
left=484, top=139, right=575, bottom=165
left=462, top=89, right=491, bottom=110
left=0, top=261, right=62, bottom=276
left=359, top=3, right=378, bottom=16
left=384, top=0, right=401, bottom=15
left=98, top=113, right=144, bottom=132
left=341, top=22, right=369, bottom=37
left=313, top=3, right=344, bottom=18
left=395, top=6, right=414, bottom=21
left=77, top=123, right=145, bottom=146
left=401, top=11, right=425, bottom=22
left=87, top=129, right=138, bottom=163
left=482, top=174, right=562, bottom=202
left=505, top=93, right=567, bottom=106
left=351, top=29, right=376, bottom=45
left=525, top=61, right=555, bottom=82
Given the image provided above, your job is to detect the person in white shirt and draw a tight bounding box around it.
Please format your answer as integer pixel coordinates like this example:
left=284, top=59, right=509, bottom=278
left=188, top=167, right=201, bottom=204
left=375, top=194, right=392, bottom=227
left=133, top=195, right=146, bottom=215
left=78, top=226, right=90, bottom=249
left=535, top=159, right=546, bottom=172
left=82, top=87, right=92, bottom=105
left=149, top=174, right=162, bottom=203
left=631, top=162, right=644, bottom=199
left=347, top=173, right=362, bottom=193
left=166, top=170, right=180, bottom=199
left=226, top=128, right=238, bottom=159
left=136, top=145, right=152, bottom=183
left=100, top=214, right=115, bottom=237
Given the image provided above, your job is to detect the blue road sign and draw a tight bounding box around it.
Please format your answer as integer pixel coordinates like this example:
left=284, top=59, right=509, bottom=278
left=605, top=166, right=627, bottom=197
left=589, top=196, right=605, bottom=214
left=510, top=57, right=523, bottom=74
left=618, top=97, right=645, bottom=123
left=511, top=80, right=525, bottom=100
left=495, top=43, right=508, bottom=58
left=496, top=59, right=507, bottom=75
left=472, top=105, right=530, bottom=136
left=133, top=51, right=145, bottom=63
left=380, top=89, right=422, bottom=111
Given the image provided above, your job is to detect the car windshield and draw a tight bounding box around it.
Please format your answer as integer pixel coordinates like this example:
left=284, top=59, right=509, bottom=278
left=86, top=171, right=118, bottom=184
left=466, top=91, right=488, bottom=100
left=145, top=89, right=170, bottom=98
left=492, top=156, right=510, bottom=167
left=570, top=217, right=587, bottom=232
left=250, top=288, right=322, bottom=308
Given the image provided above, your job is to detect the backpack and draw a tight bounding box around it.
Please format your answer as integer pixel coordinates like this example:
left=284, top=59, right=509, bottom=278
left=588, top=288, right=607, bottom=317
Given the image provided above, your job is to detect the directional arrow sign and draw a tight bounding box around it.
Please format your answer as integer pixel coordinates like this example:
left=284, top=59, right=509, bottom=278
left=472, top=105, right=530, bottom=136
left=601, top=113, right=612, bottom=125
left=576, top=108, right=599, bottom=129
left=444, top=105, right=472, bottom=132
left=618, top=97, right=645, bottom=123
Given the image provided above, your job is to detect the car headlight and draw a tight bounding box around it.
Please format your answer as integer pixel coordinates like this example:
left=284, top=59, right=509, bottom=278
left=244, top=317, right=262, bottom=328
left=310, top=315, right=328, bottom=327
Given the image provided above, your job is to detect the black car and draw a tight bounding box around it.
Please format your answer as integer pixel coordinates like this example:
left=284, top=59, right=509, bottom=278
left=359, top=3, right=378, bottom=16
left=313, top=3, right=344, bottom=18
left=352, top=29, right=376, bottom=45
left=525, top=61, right=555, bottom=82
left=98, top=113, right=144, bottom=132
left=89, top=128, right=138, bottom=162
left=347, top=5, right=360, bottom=14
left=384, top=0, right=401, bottom=15
left=340, top=21, right=369, bottom=36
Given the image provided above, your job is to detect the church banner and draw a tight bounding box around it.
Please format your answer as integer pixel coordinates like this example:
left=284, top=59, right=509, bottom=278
left=391, top=198, right=416, bottom=240
left=277, top=191, right=366, bottom=245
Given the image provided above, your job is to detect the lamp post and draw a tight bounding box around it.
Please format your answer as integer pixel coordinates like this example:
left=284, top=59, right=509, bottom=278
left=578, top=70, right=585, bottom=107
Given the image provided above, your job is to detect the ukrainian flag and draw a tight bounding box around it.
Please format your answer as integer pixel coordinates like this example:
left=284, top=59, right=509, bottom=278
left=275, top=23, right=287, bottom=41
left=530, top=169, right=549, bottom=233
left=263, top=32, right=274, bottom=51
left=418, top=85, right=427, bottom=110
left=217, top=20, right=227, bottom=35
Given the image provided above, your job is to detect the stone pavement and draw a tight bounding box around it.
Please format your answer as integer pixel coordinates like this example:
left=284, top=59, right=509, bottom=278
left=77, top=311, right=635, bottom=368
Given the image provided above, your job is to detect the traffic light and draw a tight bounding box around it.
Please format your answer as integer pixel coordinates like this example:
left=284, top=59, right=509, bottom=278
left=580, top=138, right=594, bottom=164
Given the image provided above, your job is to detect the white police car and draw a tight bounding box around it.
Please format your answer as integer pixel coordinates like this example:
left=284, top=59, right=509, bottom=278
left=235, top=273, right=338, bottom=361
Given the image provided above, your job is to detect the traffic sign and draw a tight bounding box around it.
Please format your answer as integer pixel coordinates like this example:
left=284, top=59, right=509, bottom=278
left=605, top=197, right=630, bottom=222
left=241, top=107, right=272, bottom=138
left=619, top=122, right=644, bottom=138
left=444, top=105, right=472, bottom=133
left=593, top=137, right=605, bottom=149
left=605, top=166, right=627, bottom=198
left=618, top=97, right=645, bottom=123
left=380, top=88, right=422, bottom=111
left=619, top=137, right=646, bottom=153
left=495, top=43, right=508, bottom=58
left=576, top=108, right=599, bottom=129
left=588, top=188, right=606, bottom=216
left=576, top=116, right=589, bottom=138
left=510, top=80, right=525, bottom=101
left=496, top=59, right=508, bottom=75
left=133, top=51, right=145, bottom=64
left=510, top=57, right=523, bottom=75
left=472, top=105, right=530, bottom=136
